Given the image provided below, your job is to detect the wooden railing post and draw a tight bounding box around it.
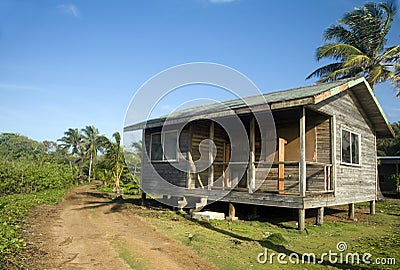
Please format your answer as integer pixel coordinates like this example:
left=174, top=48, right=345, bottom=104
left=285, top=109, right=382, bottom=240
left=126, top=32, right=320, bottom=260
left=299, top=107, right=306, bottom=197
left=208, top=121, right=214, bottom=190
left=249, top=117, right=256, bottom=193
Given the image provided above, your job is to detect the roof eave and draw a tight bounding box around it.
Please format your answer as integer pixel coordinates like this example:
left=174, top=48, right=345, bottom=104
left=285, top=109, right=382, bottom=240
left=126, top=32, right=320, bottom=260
left=312, top=77, right=394, bottom=138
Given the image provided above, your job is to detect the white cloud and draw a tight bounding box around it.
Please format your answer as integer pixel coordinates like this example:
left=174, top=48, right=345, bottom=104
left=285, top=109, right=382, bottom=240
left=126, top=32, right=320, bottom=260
left=58, top=4, right=80, bottom=17
left=208, top=0, right=237, bottom=3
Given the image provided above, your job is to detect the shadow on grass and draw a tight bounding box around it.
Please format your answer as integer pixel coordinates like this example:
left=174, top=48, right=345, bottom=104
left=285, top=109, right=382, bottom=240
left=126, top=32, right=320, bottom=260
left=74, top=192, right=372, bottom=269
left=191, top=219, right=370, bottom=270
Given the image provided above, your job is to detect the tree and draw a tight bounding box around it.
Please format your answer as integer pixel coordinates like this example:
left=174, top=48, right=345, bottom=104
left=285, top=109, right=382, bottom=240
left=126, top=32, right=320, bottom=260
left=81, top=125, right=102, bottom=182
left=0, top=133, right=42, bottom=161
left=307, top=1, right=400, bottom=96
left=58, top=128, right=84, bottom=182
left=58, top=128, right=82, bottom=156
left=377, top=122, right=400, bottom=156
left=126, top=141, right=142, bottom=178
left=100, top=132, right=125, bottom=198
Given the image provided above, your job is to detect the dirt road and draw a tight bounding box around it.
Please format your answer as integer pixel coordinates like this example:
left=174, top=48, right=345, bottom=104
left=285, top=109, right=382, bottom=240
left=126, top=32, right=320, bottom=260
left=23, top=185, right=217, bottom=270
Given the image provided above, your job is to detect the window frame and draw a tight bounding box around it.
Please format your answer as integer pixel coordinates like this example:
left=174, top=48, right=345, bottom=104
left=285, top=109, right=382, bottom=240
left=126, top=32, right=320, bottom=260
left=340, top=127, right=361, bottom=166
left=150, top=130, right=179, bottom=162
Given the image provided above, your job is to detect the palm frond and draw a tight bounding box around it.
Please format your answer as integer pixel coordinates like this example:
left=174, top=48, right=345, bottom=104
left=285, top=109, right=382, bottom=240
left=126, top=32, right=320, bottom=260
left=368, top=65, right=384, bottom=85
left=306, top=63, right=343, bottom=80
left=317, top=66, right=361, bottom=83
left=342, top=54, right=371, bottom=69
left=308, top=1, right=399, bottom=97
left=323, top=25, right=356, bottom=44
left=316, top=43, right=363, bottom=61
left=387, top=65, right=400, bottom=97
left=380, top=45, right=400, bottom=63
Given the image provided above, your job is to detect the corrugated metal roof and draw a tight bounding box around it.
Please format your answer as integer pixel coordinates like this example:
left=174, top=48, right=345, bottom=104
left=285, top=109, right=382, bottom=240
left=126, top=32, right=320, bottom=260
left=124, top=77, right=394, bottom=138
left=166, top=78, right=353, bottom=117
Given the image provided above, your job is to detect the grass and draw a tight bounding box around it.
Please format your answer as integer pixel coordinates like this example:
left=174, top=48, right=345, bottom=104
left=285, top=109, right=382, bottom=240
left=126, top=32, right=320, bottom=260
left=111, top=236, right=148, bottom=270
left=0, top=188, right=71, bottom=269
left=130, top=199, right=400, bottom=270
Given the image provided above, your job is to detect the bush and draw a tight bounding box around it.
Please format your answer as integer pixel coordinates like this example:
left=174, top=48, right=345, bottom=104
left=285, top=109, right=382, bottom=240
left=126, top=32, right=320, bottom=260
left=0, top=159, right=73, bottom=196
left=390, top=174, right=400, bottom=196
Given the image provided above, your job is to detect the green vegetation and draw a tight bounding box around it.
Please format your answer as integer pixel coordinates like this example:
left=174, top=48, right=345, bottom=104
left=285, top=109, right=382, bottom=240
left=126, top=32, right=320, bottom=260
left=132, top=201, right=400, bottom=269
left=307, top=1, right=400, bottom=96
left=0, top=188, right=70, bottom=268
left=58, top=127, right=140, bottom=195
left=111, top=237, right=148, bottom=270
left=0, top=133, right=73, bottom=195
left=378, top=122, right=400, bottom=156
left=0, top=128, right=141, bottom=269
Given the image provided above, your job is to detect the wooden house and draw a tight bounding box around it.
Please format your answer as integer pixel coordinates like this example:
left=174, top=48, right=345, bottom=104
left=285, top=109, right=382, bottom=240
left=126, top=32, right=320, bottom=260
left=124, top=77, right=395, bottom=230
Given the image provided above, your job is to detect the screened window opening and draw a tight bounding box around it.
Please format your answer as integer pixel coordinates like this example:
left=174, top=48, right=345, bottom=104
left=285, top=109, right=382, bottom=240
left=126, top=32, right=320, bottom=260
left=341, top=129, right=360, bottom=165
left=150, top=131, right=178, bottom=161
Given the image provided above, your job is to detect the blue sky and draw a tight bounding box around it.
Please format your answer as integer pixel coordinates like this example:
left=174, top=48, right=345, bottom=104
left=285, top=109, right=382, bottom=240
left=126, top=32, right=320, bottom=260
left=0, top=0, right=399, bottom=142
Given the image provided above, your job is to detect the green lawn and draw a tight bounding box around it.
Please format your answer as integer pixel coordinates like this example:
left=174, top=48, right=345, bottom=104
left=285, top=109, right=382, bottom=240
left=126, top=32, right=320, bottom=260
left=129, top=199, right=400, bottom=270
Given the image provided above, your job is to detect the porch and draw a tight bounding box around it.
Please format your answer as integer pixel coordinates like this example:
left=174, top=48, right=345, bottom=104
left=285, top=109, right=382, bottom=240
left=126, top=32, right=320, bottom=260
left=186, top=106, right=335, bottom=198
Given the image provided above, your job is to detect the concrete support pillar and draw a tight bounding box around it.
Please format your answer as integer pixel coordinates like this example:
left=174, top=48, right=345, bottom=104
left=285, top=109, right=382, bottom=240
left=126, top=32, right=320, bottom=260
left=227, top=203, right=238, bottom=221
left=370, top=200, right=376, bottom=215
left=316, top=207, right=324, bottom=225
left=348, top=203, right=355, bottom=220
left=298, top=209, right=305, bottom=231
left=141, top=192, right=147, bottom=206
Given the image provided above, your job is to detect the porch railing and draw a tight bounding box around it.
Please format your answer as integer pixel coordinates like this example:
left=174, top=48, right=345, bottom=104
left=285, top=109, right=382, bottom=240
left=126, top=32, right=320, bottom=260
left=197, top=161, right=333, bottom=195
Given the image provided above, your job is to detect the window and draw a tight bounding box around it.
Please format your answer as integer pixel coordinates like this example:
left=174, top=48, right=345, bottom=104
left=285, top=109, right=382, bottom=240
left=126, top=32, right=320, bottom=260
left=150, top=131, right=178, bottom=161
left=341, top=129, right=360, bottom=165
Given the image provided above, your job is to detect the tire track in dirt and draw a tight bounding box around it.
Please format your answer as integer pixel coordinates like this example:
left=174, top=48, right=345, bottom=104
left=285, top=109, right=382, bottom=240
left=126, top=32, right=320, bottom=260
left=24, top=185, right=217, bottom=270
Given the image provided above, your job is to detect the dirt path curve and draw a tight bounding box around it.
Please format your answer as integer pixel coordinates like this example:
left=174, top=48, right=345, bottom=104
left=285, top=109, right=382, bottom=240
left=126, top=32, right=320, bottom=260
left=24, top=185, right=217, bottom=270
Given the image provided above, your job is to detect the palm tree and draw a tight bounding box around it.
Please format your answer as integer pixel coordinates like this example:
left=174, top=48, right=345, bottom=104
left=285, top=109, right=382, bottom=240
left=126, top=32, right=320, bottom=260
left=307, top=1, right=400, bottom=96
left=58, top=128, right=83, bottom=183
left=101, top=132, right=125, bottom=197
left=58, top=128, right=82, bottom=155
left=81, top=125, right=101, bottom=182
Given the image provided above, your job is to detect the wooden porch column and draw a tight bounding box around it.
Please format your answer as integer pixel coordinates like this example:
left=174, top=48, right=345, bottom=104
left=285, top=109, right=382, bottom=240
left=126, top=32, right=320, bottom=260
left=331, top=115, right=337, bottom=194
left=224, top=144, right=231, bottom=188
left=278, top=138, right=287, bottom=194
left=298, top=209, right=305, bottom=231
left=208, top=121, right=214, bottom=190
left=316, top=207, right=324, bottom=225
left=348, top=203, right=355, bottom=220
left=248, top=117, right=256, bottom=193
left=187, top=152, right=195, bottom=189
left=299, top=107, right=306, bottom=197
left=140, top=130, right=146, bottom=206
left=370, top=200, right=376, bottom=215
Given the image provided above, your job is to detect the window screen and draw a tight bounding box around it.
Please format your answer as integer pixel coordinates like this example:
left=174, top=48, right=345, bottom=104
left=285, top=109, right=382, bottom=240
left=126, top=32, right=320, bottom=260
left=341, top=129, right=360, bottom=165
left=150, top=131, right=177, bottom=161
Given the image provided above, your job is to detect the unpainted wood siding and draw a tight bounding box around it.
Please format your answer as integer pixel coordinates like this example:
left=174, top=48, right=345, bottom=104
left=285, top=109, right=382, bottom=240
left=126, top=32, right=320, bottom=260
left=141, top=125, right=190, bottom=192
left=312, top=91, right=377, bottom=204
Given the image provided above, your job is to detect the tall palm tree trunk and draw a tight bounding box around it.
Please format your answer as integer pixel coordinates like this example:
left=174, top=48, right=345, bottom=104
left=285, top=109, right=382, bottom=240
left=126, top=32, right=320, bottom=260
left=88, top=152, right=93, bottom=182
left=115, top=176, right=121, bottom=197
